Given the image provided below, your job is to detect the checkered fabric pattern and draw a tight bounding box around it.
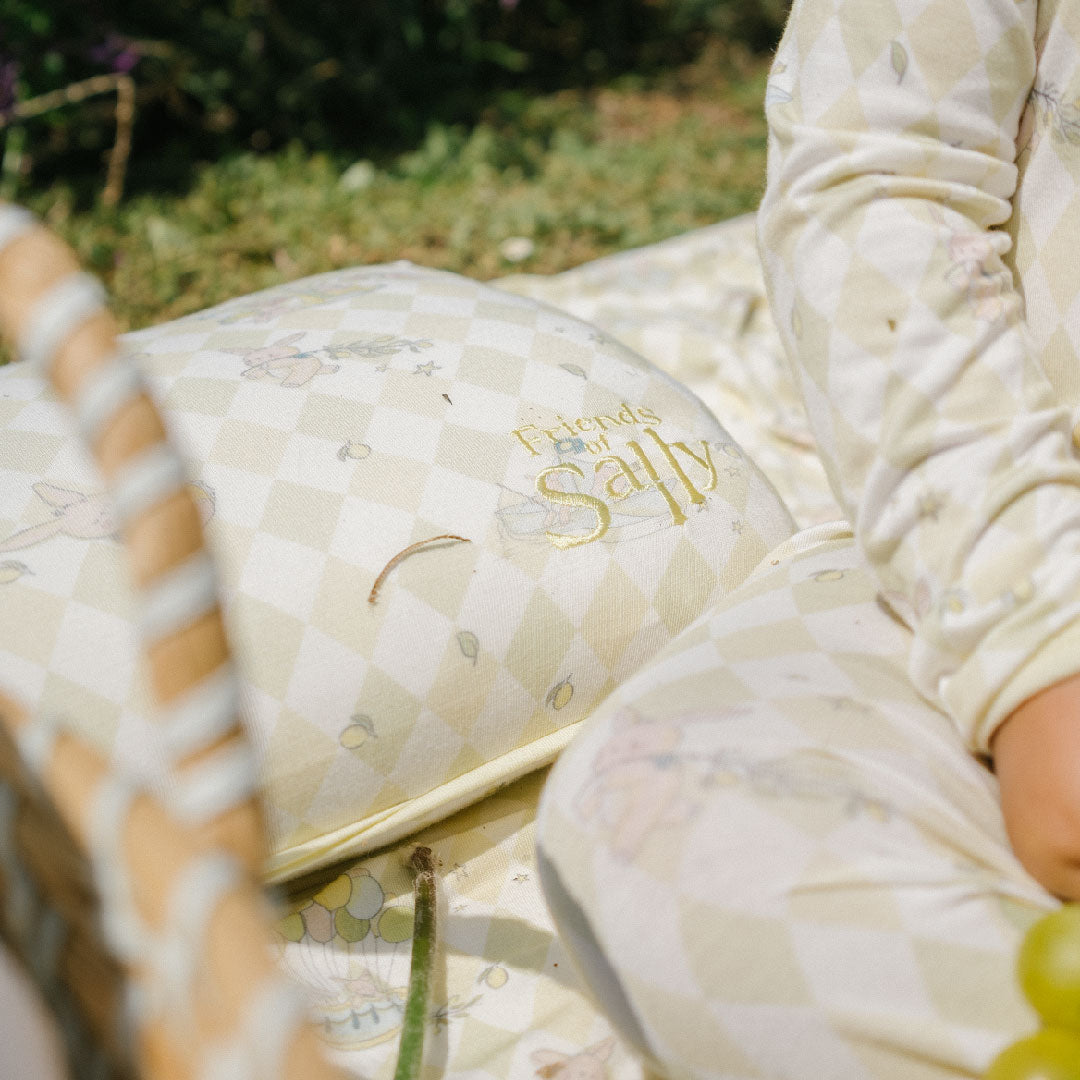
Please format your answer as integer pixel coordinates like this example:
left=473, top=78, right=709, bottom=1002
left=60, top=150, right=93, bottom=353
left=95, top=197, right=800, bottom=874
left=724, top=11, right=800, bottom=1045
left=757, top=0, right=1080, bottom=755
left=0, top=262, right=794, bottom=882
left=276, top=769, right=644, bottom=1080
left=500, top=216, right=842, bottom=530
left=538, top=528, right=1055, bottom=1080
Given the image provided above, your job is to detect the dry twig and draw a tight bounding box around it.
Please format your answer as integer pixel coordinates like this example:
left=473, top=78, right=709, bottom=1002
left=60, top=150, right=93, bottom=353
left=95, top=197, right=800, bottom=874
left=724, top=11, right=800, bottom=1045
left=368, top=535, right=471, bottom=605
left=0, top=73, right=136, bottom=206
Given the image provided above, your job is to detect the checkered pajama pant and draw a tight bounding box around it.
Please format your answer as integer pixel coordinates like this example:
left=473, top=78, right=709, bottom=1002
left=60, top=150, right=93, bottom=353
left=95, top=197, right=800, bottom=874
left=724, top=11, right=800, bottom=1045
left=536, top=522, right=1055, bottom=1080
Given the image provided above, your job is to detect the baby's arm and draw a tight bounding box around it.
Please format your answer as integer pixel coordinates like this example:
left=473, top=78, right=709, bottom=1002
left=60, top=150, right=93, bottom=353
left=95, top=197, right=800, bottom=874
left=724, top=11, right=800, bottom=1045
left=757, top=0, right=1080, bottom=896
left=993, top=676, right=1080, bottom=898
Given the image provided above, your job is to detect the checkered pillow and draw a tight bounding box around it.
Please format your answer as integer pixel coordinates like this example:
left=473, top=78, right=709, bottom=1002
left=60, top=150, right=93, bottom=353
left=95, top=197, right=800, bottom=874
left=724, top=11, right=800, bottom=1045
left=0, top=263, right=795, bottom=880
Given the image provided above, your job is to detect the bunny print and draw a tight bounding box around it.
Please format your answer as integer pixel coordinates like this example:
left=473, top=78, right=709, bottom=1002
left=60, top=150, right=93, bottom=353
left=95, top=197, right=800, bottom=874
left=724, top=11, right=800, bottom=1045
left=531, top=1038, right=615, bottom=1080
left=222, top=332, right=341, bottom=388
left=0, top=483, right=116, bottom=553
left=575, top=711, right=696, bottom=859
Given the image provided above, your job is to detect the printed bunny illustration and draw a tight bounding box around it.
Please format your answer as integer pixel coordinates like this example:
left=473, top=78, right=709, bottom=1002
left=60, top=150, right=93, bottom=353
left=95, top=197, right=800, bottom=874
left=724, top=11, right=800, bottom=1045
left=222, top=331, right=436, bottom=386
left=0, top=483, right=115, bottom=552
left=707, top=749, right=894, bottom=824
left=576, top=710, right=696, bottom=859
left=223, top=331, right=341, bottom=388
left=532, top=1037, right=615, bottom=1080
left=928, top=206, right=1011, bottom=322
left=944, top=231, right=1011, bottom=321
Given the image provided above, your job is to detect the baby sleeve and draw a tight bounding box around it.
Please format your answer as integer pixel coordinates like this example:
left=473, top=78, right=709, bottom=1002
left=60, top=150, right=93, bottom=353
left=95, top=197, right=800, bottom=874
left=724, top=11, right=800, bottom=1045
left=756, top=0, right=1080, bottom=754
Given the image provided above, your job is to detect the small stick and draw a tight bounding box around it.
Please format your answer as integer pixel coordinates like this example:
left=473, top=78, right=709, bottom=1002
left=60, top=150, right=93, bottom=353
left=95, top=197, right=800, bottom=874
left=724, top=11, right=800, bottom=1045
left=0, top=72, right=136, bottom=207
left=393, top=846, right=437, bottom=1080
left=0, top=74, right=129, bottom=125
left=103, top=75, right=135, bottom=208
left=368, top=535, right=470, bottom=605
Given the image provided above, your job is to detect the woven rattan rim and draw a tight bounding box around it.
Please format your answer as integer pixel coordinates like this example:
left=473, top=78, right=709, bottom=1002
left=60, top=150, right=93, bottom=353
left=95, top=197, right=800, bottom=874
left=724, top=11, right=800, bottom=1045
left=0, top=206, right=345, bottom=1080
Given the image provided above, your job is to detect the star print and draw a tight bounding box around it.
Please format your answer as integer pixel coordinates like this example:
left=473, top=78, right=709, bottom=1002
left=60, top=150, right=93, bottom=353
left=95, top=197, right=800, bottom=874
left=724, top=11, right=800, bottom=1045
left=413, top=360, right=440, bottom=376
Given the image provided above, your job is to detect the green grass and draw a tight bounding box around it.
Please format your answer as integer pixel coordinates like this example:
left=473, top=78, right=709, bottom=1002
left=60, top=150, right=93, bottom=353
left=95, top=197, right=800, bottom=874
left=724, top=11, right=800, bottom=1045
left=23, top=44, right=770, bottom=332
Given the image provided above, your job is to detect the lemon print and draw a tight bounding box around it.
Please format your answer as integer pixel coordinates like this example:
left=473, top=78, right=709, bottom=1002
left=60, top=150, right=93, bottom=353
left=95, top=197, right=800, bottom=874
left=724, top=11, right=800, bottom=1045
left=889, top=40, right=908, bottom=84
left=812, top=569, right=845, bottom=583
left=0, top=561, right=30, bottom=584
left=377, top=906, right=413, bottom=943
left=457, top=630, right=479, bottom=665
left=337, top=440, right=372, bottom=462
left=277, top=911, right=305, bottom=943
left=340, top=714, right=376, bottom=749
left=481, top=964, right=508, bottom=989
left=314, top=873, right=352, bottom=911
left=546, top=677, right=574, bottom=711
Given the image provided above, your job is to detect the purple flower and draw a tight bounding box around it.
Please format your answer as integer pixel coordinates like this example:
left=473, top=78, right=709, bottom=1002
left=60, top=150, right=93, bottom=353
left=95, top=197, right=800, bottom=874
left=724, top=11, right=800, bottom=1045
left=499, top=0, right=520, bottom=9
left=88, top=33, right=140, bottom=74
left=0, top=60, right=18, bottom=117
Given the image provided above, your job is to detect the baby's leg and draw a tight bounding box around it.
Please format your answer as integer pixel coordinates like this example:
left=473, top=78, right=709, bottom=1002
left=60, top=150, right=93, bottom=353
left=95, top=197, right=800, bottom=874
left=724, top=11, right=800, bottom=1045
left=537, top=533, right=1054, bottom=1079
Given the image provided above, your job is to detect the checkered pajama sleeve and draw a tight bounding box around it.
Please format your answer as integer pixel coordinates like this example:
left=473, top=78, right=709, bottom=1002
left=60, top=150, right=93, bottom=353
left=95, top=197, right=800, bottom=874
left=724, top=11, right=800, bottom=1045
left=756, top=0, right=1080, bottom=752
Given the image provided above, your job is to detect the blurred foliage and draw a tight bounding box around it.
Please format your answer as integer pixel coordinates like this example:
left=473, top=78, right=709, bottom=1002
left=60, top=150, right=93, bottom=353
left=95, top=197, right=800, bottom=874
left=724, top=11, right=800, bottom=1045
left=0, top=0, right=788, bottom=196
left=26, top=46, right=772, bottom=329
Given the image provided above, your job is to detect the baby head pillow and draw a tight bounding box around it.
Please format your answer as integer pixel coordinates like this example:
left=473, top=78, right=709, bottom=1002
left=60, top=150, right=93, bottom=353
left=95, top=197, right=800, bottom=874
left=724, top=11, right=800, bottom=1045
left=0, top=263, right=794, bottom=881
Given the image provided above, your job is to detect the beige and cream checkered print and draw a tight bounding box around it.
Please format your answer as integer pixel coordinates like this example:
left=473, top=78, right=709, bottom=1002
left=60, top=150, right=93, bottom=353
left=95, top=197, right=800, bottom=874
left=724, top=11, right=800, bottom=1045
left=0, top=262, right=794, bottom=881
left=276, top=768, right=645, bottom=1080
left=539, top=529, right=1055, bottom=1080
left=500, top=217, right=842, bottom=530
left=758, top=0, right=1080, bottom=755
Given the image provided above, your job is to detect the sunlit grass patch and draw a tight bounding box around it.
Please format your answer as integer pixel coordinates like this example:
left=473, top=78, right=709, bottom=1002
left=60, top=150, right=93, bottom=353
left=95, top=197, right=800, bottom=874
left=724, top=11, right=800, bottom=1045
left=25, top=46, right=770, bottom=331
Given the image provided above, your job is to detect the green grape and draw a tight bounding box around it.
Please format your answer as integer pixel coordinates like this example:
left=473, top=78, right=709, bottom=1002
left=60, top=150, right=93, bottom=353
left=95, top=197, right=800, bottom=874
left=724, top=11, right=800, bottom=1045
left=985, top=1030, right=1080, bottom=1080
left=1019, top=907, right=1080, bottom=1029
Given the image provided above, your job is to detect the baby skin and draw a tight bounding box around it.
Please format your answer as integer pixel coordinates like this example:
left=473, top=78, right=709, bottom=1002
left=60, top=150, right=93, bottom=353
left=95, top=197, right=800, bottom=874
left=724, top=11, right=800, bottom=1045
left=994, top=675, right=1080, bottom=900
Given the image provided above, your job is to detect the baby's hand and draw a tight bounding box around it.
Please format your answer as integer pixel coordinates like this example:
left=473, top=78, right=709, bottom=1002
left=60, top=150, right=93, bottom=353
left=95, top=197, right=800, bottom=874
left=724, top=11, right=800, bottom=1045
left=993, top=674, right=1080, bottom=899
